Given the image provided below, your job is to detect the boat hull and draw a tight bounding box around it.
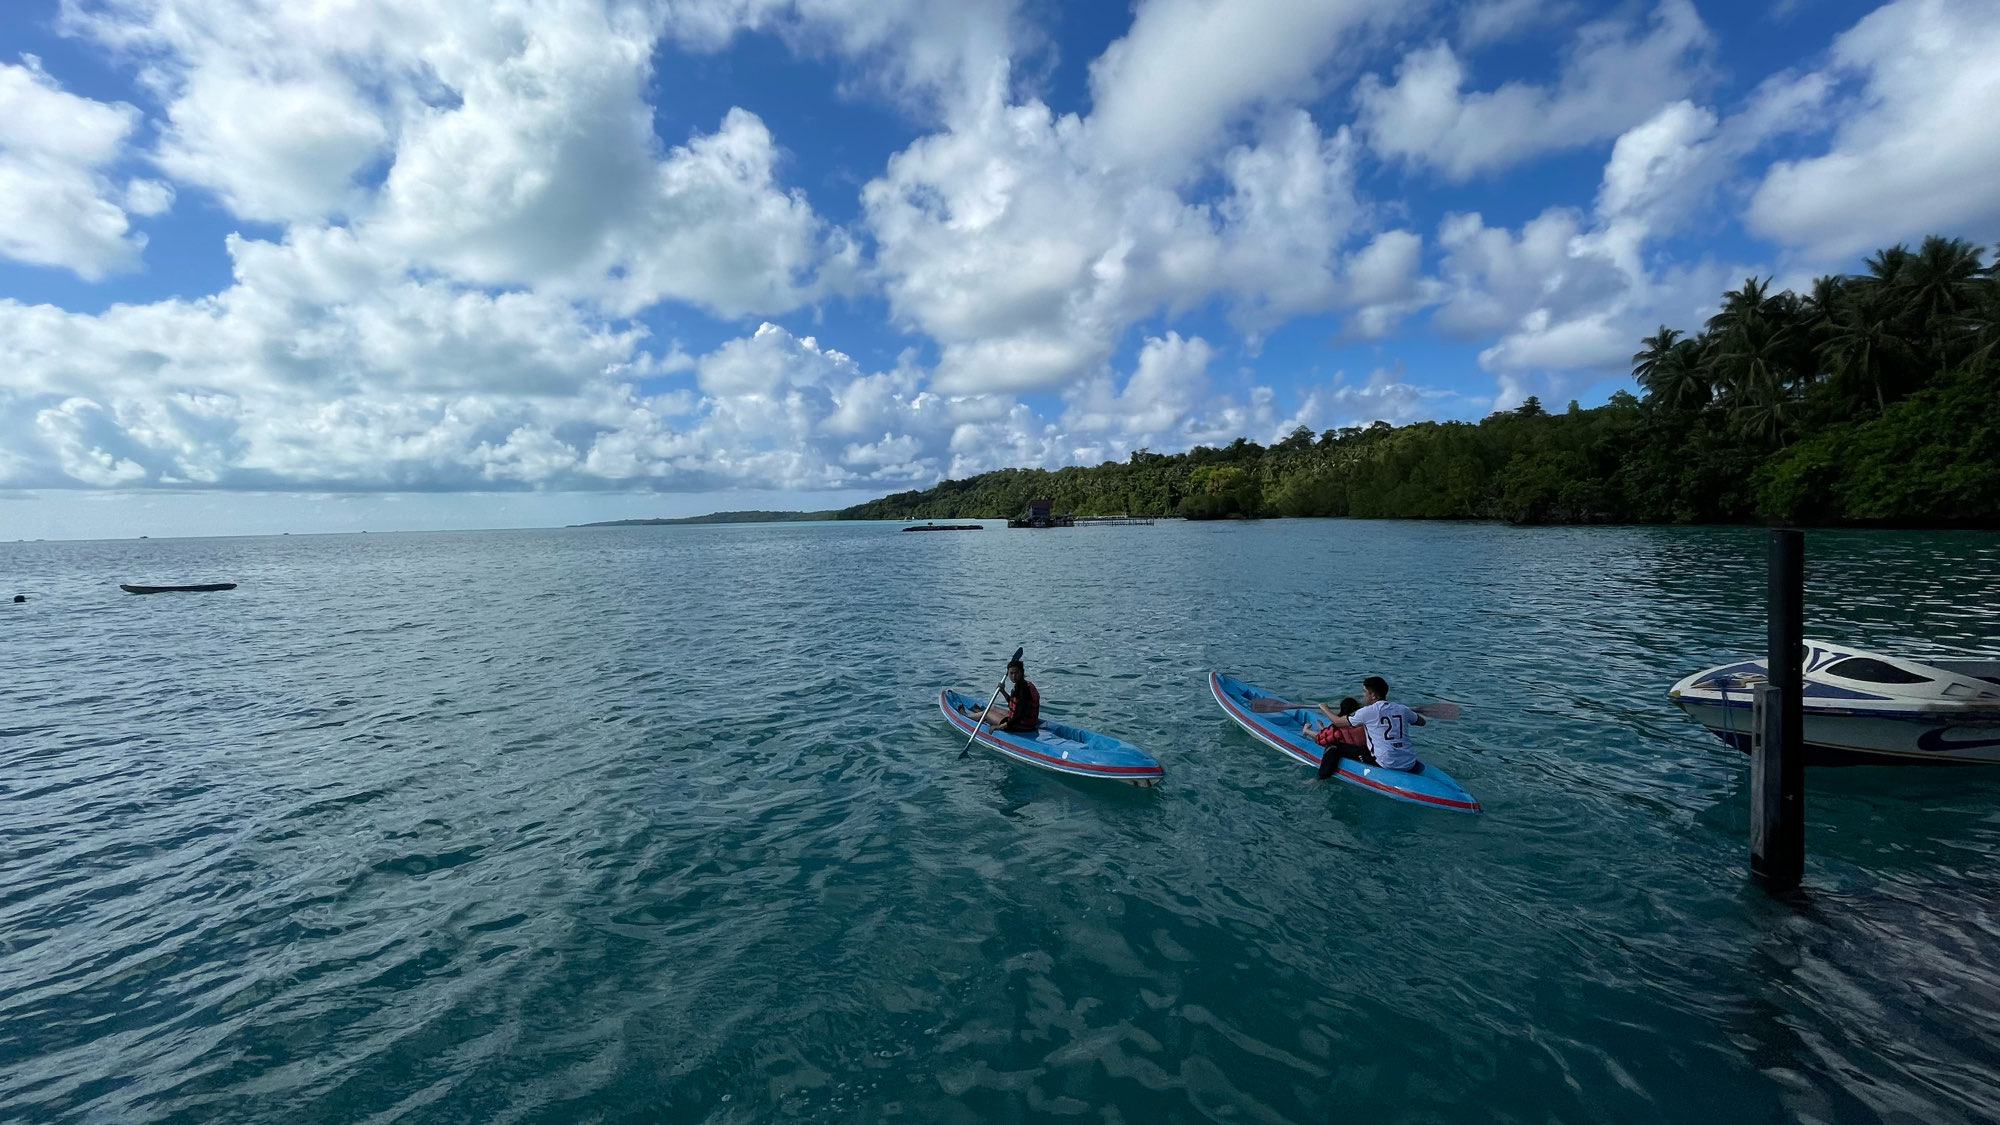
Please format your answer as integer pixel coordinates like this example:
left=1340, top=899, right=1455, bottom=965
left=1671, top=695, right=2000, bottom=765
left=1207, top=672, right=1480, bottom=812
left=1669, top=644, right=2000, bottom=766
left=120, top=583, right=237, bottom=594
left=938, top=690, right=1163, bottom=786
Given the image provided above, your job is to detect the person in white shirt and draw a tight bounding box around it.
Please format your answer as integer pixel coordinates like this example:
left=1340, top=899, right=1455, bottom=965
left=1308, top=675, right=1425, bottom=776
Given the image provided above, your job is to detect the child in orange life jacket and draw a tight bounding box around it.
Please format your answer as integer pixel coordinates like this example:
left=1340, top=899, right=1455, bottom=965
left=1304, top=697, right=1367, bottom=781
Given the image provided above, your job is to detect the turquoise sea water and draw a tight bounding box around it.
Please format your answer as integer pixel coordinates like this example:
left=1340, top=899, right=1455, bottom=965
left=4, top=520, right=2000, bottom=1124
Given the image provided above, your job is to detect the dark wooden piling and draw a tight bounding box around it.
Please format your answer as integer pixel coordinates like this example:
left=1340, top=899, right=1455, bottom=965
left=1751, top=529, right=1805, bottom=892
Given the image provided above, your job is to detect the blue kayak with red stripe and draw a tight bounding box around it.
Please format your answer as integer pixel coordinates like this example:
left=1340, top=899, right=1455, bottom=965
left=1208, top=672, right=1480, bottom=813
left=939, top=689, right=1163, bottom=787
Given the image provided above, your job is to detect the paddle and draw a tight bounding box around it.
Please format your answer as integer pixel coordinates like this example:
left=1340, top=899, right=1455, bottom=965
left=959, top=646, right=1024, bottom=759
left=1248, top=698, right=1462, bottom=720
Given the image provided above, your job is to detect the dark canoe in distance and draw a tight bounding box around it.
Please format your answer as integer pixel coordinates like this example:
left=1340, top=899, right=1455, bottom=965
left=902, top=523, right=983, bottom=532
left=120, top=583, right=238, bottom=594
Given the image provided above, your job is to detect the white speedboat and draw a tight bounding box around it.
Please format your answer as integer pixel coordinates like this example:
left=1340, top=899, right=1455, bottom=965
left=1669, top=641, right=2000, bottom=765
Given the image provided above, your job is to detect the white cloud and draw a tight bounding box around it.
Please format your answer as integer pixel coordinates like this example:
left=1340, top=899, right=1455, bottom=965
left=381, top=102, right=846, bottom=318
left=156, top=68, right=389, bottom=222
left=1457, top=0, right=1580, bottom=48
left=34, top=398, right=148, bottom=486
left=1342, top=229, right=1431, bottom=338
left=863, top=95, right=1213, bottom=393
left=68, top=0, right=852, bottom=318
left=1425, top=94, right=1759, bottom=402
left=1059, top=332, right=1214, bottom=438
left=1745, top=0, right=2000, bottom=259
left=1355, top=0, right=1713, bottom=179
left=1595, top=100, right=1720, bottom=230
left=1442, top=199, right=1739, bottom=395
left=661, top=0, right=1023, bottom=115
left=0, top=58, right=157, bottom=278
left=1317, top=366, right=1457, bottom=428
left=1087, top=0, right=1394, bottom=173
left=696, top=321, right=857, bottom=397
left=865, top=95, right=1391, bottom=393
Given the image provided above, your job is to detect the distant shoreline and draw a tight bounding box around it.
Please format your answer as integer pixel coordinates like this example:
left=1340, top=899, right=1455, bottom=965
left=572, top=510, right=838, bottom=527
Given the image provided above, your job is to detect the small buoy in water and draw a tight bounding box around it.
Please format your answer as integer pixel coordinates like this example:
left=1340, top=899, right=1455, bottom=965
left=12, top=595, right=23, bottom=603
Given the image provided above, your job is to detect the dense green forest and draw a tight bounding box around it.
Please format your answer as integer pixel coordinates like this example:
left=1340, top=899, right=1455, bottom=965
left=841, top=235, right=2000, bottom=527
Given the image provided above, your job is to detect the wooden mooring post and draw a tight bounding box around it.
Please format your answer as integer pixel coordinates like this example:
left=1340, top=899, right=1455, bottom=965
left=1751, top=529, right=1805, bottom=892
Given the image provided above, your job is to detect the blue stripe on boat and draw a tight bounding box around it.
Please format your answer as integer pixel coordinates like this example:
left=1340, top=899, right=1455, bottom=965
left=939, top=690, right=1164, bottom=785
left=1207, top=672, right=1480, bottom=813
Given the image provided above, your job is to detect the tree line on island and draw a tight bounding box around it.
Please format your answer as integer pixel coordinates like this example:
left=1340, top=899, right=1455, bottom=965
left=839, top=234, right=2000, bottom=527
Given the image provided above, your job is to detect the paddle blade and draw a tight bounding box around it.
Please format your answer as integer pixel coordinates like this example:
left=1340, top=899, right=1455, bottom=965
left=1248, top=698, right=1303, bottom=714
left=1414, top=702, right=1461, bottom=720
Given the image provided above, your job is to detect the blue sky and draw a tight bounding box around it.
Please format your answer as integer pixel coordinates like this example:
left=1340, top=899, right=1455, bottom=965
left=2, top=0, right=1996, bottom=539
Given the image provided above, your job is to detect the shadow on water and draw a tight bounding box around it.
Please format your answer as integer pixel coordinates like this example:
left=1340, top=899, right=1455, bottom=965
left=1690, top=762, right=2000, bottom=1123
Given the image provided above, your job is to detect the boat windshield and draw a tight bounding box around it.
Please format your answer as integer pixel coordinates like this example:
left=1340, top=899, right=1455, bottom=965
left=1823, top=657, right=1932, bottom=685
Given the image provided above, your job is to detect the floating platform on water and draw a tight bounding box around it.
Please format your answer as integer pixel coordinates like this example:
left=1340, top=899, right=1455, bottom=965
left=120, top=583, right=237, bottom=594
left=1075, top=516, right=1154, bottom=526
left=902, top=523, right=983, bottom=532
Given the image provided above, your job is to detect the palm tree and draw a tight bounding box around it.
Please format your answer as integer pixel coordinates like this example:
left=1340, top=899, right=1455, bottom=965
left=1861, top=244, right=1913, bottom=290
left=1966, top=246, right=2000, bottom=372
left=1706, top=277, right=1807, bottom=422
left=1897, top=235, right=1990, bottom=372
left=1705, top=277, right=1773, bottom=339
left=1632, top=325, right=1682, bottom=394
left=1902, top=235, right=1986, bottom=323
left=1804, top=274, right=1847, bottom=320
left=1818, top=287, right=1916, bottom=413
left=1648, top=337, right=1712, bottom=412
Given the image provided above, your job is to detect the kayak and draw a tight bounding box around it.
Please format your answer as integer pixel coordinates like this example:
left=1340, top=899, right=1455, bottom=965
left=939, top=689, right=1163, bottom=786
left=1208, top=672, right=1480, bottom=812
left=120, top=583, right=237, bottom=594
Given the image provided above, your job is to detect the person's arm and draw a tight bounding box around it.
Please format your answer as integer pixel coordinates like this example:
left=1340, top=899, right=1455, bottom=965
left=1318, top=703, right=1356, bottom=727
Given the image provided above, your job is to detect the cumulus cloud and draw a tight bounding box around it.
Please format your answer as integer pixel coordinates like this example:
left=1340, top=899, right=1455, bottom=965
left=1427, top=0, right=1995, bottom=401
left=66, top=0, right=852, bottom=317
left=1317, top=366, right=1459, bottom=428
left=865, top=92, right=1403, bottom=393
left=661, top=0, right=1023, bottom=115
left=1423, top=93, right=1758, bottom=405
left=1355, top=0, right=1713, bottom=179
left=0, top=58, right=157, bottom=278
left=1059, top=332, right=1214, bottom=439
left=1745, top=0, right=2000, bottom=259
left=0, top=278, right=1409, bottom=495
left=1087, top=0, right=1396, bottom=173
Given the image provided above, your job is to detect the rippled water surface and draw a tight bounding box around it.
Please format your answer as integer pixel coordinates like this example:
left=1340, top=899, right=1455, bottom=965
left=5, top=521, right=2000, bottom=1124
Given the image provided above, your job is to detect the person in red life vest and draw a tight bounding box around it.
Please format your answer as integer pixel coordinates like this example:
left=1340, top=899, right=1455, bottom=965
left=1303, top=697, right=1368, bottom=781
left=965, top=658, right=1041, bottom=733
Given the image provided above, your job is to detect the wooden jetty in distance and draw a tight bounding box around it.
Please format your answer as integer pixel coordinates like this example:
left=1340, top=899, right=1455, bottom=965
left=902, top=522, right=983, bottom=532
left=1007, top=499, right=1156, bottom=528
left=1008, top=499, right=1073, bottom=528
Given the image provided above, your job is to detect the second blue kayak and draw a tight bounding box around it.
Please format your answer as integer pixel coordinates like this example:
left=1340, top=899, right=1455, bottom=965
left=1208, top=672, right=1480, bottom=812
left=939, top=689, right=1163, bottom=786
